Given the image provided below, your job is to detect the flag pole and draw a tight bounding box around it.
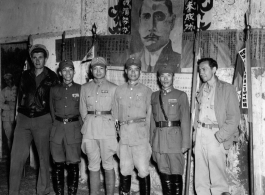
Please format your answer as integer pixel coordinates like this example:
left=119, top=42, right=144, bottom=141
left=185, top=7, right=201, bottom=195
left=245, top=5, right=254, bottom=195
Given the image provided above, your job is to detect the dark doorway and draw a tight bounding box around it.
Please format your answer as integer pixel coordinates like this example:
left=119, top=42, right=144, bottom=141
left=0, top=42, right=29, bottom=159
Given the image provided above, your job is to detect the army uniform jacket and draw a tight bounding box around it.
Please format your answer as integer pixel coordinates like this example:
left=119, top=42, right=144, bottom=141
left=113, top=82, right=152, bottom=146
left=80, top=79, right=117, bottom=139
left=0, top=85, right=17, bottom=122
left=151, top=87, right=190, bottom=153
left=50, top=82, right=82, bottom=144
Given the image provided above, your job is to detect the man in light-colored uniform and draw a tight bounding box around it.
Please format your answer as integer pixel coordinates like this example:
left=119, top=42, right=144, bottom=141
left=0, top=73, right=17, bottom=150
left=113, top=57, right=152, bottom=195
left=194, top=58, right=240, bottom=195
left=80, top=57, right=118, bottom=195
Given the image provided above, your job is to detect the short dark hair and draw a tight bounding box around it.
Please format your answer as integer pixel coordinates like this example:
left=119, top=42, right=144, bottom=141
left=197, top=58, right=218, bottom=69
left=139, top=0, right=173, bottom=17
left=30, top=49, right=48, bottom=58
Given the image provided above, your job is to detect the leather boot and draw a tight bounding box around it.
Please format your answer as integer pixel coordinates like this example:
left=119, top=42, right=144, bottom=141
left=139, top=175, right=150, bottom=195
left=171, top=174, right=182, bottom=195
left=160, top=172, right=172, bottom=195
left=120, top=174, right=131, bottom=195
left=89, top=170, right=100, bottom=195
left=52, top=162, right=65, bottom=195
left=67, top=163, right=79, bottom=195
left=104, top=169, right=115, bottom=195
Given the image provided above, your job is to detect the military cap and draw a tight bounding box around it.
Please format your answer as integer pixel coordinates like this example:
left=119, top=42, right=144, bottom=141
left=3, top=73, right=13, bottom=80
left=29, top=44, right=49, bottom=58
left=59, top=60, right=74, bottom=70
left=125, top=57, right=141, bottom=69
left=157, top=65, right=176, bottom=75
left=91, top=57, right=107, bottom=67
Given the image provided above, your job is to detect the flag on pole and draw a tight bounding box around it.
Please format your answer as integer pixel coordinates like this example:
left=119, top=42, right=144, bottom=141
left=233, top=47, right=248, bottom=114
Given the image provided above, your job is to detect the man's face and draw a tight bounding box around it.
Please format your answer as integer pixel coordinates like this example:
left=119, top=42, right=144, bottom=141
left=31, top=52, right=47, bottom=70
left=138, top=0, right=175, bottom=52
left=126, top=65, right=141, bottom=82
left=91, top=66, right=106, bottom=80
left=159, top=72, right=174, bottom=88
left=198, top=61, right=216, bottom=83
left=59, top=67, right=75, bottom=84
left=4, top=78, right=13, bottom=87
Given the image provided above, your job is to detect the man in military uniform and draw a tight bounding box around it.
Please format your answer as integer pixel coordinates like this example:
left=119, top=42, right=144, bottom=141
left=50, top=60, right=82, bottom=195
left=80, top=57, right=118, bottom=195
left=0, top=73, right=17, bottom=150
left=9, top=44, right=58, bottom=195
left=113, top=57, right=152, bottom=195
left=150, top=65, right=190, bottom=195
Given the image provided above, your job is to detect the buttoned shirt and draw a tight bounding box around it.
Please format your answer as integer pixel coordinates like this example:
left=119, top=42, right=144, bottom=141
left=50, top=82, right=81, bottom=120
left=113, top=82, right=152, bottom=146
left=198, top=83, right=218, bottom=124
left=151, top=87, right=190, bottom=153
left=0, top=85, right=17, bottom=121
left=80, top=78, right=117, bottom=139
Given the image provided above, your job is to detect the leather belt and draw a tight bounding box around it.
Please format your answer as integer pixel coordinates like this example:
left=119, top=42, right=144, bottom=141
left=87, top=111, right=111, bottom=115
left=55, top=116, right=79, bottom=124
left=198, top=122, right=218, bottom=129
left=119, top=118, right=146, bottom=126
left=156, top=121, right=181, bottom=128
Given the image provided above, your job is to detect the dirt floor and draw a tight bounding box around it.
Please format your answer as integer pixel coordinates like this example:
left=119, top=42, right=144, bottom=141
left=0, top=156, right=120, bottom=195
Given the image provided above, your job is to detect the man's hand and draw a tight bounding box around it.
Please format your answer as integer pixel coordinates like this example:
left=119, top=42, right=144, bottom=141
left=182, top=148, right=189, bottom=154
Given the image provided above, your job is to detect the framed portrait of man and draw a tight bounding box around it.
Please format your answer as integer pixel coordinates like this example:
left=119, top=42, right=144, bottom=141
left=130, top=0, right=184, bottom=73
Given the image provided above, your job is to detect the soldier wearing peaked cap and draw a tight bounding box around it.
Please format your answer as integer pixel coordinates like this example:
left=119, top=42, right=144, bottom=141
left=0, top=73, right=17, bottom=150
left=50, top=60, right=82, bottom=195
left=80, top=57, right=118, bottom=195
left=9, top=44, right=58, bottom=195
left=150, top=64, right=191, bottom=195
left=113, top=57, right=152, bottom=195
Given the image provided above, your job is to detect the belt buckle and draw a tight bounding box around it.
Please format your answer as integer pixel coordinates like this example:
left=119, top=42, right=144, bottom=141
left=95, top=111, right=101, bottom=115
left=127, top=120, right=133, bottom=125
left=63, top=118, right=68, bottom=124
left=168, top=121, right=172, bottom=127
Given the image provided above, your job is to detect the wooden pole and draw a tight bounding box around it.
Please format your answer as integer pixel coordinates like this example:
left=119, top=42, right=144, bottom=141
left=245, top=7, right=254, bottom=195
left=185, top=11, right=201, bottom=195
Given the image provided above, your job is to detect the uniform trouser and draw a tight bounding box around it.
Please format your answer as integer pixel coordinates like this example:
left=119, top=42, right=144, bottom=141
left=194, top=127, right=229, bottom=195
left=81, top=138, right=118, bottom=171
left=119, top=142, right=151, bottom=178
left=3, top=120, right=14, bottom=149
left=9, top=113, right=52, bottom=195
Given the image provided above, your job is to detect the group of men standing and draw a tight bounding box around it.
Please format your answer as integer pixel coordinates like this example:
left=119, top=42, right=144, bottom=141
left=5, top=43, right=240, bottom=195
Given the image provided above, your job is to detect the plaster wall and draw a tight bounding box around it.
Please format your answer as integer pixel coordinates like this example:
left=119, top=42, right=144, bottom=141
left=0, top=0, right=82, bottom=39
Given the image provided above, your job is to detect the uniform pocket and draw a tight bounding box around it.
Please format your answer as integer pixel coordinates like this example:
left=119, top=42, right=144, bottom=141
left=167, top=128, right=181, bottom=149
left=137, top=122, right=147, bottom=139
left=168, top=102, right=178, bottom=115
left=103, top=117, right=116, bottom=136
left=50, top=125, right=57, bottom=138
left=74, top=123, right=82, bottom=139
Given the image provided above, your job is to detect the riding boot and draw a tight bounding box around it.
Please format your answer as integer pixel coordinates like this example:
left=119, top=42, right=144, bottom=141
left=67, top=163, right=79, bottom=195
left=171, top=174, right=183, bottom=195
left=52, top=162, right=65, bottom=195
left=89, top=170, right=100, bottom=195
left=139, top=175, right=150, bottom=195
left=120, top=174, right=131, bottom=195
left=160, top=172, right=172, bottom=195
left=104, top=169, right=115, bottom=195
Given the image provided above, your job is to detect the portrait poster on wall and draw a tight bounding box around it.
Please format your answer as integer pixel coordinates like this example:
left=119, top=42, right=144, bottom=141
left=130, top=0, right=184, bottom=73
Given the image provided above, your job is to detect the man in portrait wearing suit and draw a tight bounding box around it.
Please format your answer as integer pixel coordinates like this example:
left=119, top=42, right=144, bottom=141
left=131, top=0, right=181, bottom=73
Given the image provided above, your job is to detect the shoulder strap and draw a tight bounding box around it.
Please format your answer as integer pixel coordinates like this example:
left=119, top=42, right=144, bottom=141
left=159, top=91, right=168, bottom=121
